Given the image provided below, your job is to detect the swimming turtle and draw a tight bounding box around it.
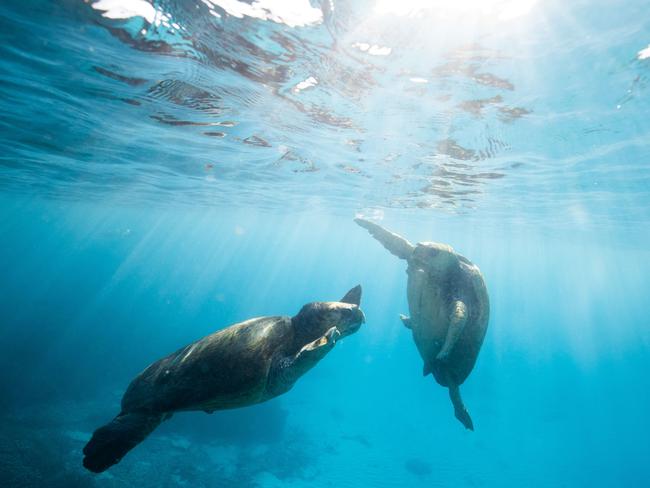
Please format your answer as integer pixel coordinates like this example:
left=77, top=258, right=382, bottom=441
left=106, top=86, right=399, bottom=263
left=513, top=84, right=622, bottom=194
left=355, top=218, right=489, bottom=430
left=83, top=286, right=365, bottom=472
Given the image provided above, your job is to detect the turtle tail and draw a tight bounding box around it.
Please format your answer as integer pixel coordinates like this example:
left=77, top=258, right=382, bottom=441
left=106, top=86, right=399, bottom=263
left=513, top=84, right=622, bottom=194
left=449, top=385, right=474, bottom=431
left=83, top=411, right=163, bottom=473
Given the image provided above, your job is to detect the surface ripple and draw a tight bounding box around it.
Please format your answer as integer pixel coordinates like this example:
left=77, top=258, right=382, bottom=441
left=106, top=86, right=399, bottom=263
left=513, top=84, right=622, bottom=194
left=0, top=0, right=649, bottom=225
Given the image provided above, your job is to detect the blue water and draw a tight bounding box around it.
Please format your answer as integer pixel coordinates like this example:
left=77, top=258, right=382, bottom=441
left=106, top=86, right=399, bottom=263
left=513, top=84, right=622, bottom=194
left=1, top=0, right=650, bottom=486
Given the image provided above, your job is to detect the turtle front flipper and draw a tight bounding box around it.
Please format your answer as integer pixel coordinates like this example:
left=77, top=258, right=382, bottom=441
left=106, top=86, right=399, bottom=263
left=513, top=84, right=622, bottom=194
left=298, top=327, right=340, bottom=362
left=267, top=327, right=340, bottom=396
left=400, top=314, right=412, bottom=329
left=340, top=285, right=362, bottom=306
left=354, top=218, right=415, bottom=260
left=436, top=300, right=468, bottom=362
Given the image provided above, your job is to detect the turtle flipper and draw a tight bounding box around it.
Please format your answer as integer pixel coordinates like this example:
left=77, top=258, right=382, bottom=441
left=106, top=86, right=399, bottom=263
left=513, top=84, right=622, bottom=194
left=354, top=218, right=415, bottom=260
left=267, top=327, right=340, bottom=395
left=299, top=327, right=340, bottom=359
left=400, top=314, right=412, bottom=329
left=83, top=412, right=164, bottom=473
left=340, top=285, right=362, bottom=306
left=436, top=301, right=467, bottom=362
left=449, top=384, right=474, bottom=431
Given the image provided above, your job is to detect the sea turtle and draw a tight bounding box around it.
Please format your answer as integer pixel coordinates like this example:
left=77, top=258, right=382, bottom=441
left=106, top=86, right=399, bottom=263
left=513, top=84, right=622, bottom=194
left=355, top=218, right=489, bottom=430
left=83, top=286, right=365, bottom=472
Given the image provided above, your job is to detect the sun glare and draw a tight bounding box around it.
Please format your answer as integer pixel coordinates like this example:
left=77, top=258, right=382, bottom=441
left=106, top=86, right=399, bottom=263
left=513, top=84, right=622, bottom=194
left=374, top=0, right=539, bottom=22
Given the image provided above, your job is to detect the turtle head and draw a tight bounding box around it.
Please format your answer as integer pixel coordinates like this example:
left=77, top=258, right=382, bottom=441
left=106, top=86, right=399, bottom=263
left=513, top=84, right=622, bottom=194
left=291, top=286, right=365, bottom=347
left=412, top=242, right=457, bottom=273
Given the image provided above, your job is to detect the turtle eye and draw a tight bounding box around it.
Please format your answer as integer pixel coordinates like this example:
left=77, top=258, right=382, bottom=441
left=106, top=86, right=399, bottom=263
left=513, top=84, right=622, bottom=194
left=341, top=308, right=355, bottom=320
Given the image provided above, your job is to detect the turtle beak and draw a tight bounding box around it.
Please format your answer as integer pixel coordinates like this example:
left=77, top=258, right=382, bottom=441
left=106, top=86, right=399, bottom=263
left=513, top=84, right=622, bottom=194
left=347, top=306, right=365, bottom=334
left=349, top=305, right=365, bottom=324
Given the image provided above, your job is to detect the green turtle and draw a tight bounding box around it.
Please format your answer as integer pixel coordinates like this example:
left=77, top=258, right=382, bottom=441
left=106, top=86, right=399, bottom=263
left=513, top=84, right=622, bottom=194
left=355, top=218, right=489, bottom=430
left=83, top=286, right=365, bottom=473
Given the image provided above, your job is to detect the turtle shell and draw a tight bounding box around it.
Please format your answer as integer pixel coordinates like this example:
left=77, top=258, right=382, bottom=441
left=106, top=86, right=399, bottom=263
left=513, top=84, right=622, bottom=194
left=120, top=316, right=293, bottom=414
left=407, top=253, right=489, bottom=386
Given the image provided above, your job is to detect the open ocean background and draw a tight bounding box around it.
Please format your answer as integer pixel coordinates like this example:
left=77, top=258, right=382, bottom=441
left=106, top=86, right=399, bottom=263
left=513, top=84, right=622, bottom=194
left=1, top=0, right=650, bottom=486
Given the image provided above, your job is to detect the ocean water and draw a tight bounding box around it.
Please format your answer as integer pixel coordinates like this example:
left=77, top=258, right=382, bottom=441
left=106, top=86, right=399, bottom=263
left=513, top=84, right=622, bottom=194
left=1, top=0, right=650, bottom=486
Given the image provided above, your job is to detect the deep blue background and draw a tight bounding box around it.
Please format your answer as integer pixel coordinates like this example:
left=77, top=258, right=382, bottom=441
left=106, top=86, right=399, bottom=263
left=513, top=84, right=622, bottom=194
left=1, top=195, right=649, bottom=486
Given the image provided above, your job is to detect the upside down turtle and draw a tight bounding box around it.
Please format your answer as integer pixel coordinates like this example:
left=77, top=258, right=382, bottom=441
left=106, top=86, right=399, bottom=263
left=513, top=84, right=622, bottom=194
left=356, top=218, right=489, bottom=430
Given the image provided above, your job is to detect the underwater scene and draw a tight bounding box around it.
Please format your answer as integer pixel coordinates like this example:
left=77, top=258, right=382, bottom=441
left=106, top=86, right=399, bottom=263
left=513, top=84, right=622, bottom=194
left=1, top=0, right=650, bottom=486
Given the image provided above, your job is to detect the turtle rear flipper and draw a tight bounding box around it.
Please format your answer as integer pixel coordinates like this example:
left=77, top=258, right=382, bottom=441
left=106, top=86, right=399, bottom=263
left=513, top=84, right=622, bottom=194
left=83, top=412, right=164, bottom=472
left=449, top=384, right=474, bottom=431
